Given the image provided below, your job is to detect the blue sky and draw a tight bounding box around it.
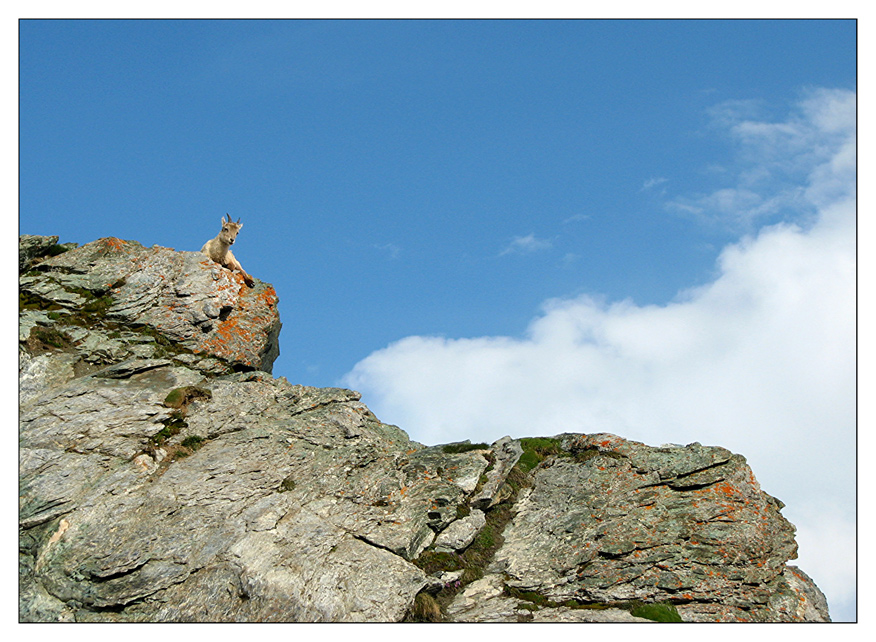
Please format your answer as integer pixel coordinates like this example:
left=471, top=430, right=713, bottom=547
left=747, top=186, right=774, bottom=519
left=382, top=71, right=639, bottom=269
left=19, top=19, right=856, bottom=621
left=20, top=19, right=855, bottom=384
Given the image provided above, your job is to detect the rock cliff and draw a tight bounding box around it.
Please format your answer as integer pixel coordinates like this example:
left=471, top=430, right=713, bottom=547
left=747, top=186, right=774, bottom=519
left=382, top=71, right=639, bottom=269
left=19, top=235, right=830, bottom=622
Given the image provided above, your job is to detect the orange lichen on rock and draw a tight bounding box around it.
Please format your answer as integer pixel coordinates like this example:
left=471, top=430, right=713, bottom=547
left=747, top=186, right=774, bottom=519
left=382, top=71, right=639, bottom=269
left=192, top=275, right=280, bottom=371
left=99, top=237, right=128, bottom=251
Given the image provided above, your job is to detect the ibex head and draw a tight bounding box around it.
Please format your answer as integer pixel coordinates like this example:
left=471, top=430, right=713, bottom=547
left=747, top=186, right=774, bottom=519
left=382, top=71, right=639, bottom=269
left=218, top=213, right=244, bottom=245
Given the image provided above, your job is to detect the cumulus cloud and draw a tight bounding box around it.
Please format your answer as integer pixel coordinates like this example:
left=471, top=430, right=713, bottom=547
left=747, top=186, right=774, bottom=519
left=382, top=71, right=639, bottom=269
left=499, top=233, right=552, bottom=256
left=343, top=88, right=856, bottom=620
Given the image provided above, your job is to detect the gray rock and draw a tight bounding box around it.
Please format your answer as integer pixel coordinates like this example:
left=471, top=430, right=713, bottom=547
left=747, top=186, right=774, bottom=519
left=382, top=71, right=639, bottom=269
left=776, top=566, right=832, bottom=622
left=20, top=236, right=281, bottom=372
left=18, top=350, right=79, bottom=407
left=20, top=274, right=88, bottom=308
left=18, top=234, right=831, bottom=623
left=471, top=435, right=522, bottom=509
left=19, top=310, right=52, bottom=341
left=21, top=370, right=435, bottom=621
left=423, top=570, right=465, bottom=594
left=434, top=509, right=486, bottom=552
left=530, top=607, right=651, bottom=622
left=19, top=234, right=60, bottom=271
left=442, top=572, right=651, bottom=622
left=485, top=433, right=828, bottom=622
left=444, top=574, right=523, bottom=622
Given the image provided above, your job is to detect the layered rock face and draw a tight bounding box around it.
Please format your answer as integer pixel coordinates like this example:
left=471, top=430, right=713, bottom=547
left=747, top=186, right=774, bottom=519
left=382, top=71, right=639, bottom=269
left=19, top=235, right=830, bottom=622
left=449, top=435, right=829, bottom=622
left=20, top=235, right=280, bottom=374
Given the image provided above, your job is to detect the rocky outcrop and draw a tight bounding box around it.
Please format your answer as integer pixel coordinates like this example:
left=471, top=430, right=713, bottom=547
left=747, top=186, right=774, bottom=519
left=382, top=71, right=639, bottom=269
left=20, top=236, right=280, bottom=373
left=463, top=434, right=824, bottom=622
left=19, top=235, right=830, bottom=622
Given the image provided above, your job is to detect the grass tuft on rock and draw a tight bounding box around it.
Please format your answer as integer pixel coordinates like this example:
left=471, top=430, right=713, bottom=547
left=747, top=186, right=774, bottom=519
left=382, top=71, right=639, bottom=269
left=517, top=437, right=566, bottom=473
left=629, top=601, right=683, bottom=622
left=150, top=413, right=186, bottom=446
left=441, top=442, right=489, bottom=454
left=406, top=592, right=443, bottom=622
left=25, top=325, right=72, bottom=353
left=278, top=474, right=296, bottom=492
left=180, top=435, right=204, bottom=451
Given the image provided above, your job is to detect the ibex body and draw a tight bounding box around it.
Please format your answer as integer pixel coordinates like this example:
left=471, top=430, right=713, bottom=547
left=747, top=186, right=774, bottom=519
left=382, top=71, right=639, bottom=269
left=201, top=214, right=255, bottom=287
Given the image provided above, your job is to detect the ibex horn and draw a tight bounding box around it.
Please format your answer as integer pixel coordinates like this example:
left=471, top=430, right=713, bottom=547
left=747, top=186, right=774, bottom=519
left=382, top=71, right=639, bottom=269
left=237, top=217, right=241, bottom=223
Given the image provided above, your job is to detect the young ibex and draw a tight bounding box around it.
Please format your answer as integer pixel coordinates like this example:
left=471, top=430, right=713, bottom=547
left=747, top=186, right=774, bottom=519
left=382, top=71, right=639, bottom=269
left=201, top=214, right=255, bottom=287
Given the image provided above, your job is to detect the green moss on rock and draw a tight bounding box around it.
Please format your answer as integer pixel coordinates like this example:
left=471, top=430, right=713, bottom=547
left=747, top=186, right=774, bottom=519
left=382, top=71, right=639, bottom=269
left=414, top=551, right=463, bottom=575
left=279, top=474, right=296, bottom=492
left=517, top=437, right=566, bottom=472
left=25, top=325, right=72, bottom=354
left=180, top=435, right=204, bottom=451
left=150, top=414, right=186, bottom=446
left=441, top=442, right=489, bottom=454
left=163, top=386, right=212, bottom=410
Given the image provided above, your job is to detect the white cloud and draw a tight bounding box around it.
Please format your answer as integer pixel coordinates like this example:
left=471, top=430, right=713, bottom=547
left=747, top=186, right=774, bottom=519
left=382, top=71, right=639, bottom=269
left=641, top=176, right=669, bottom=191
left=669, top=88, right=856, bottom=232
left=560, top=252, right=580, bottom=268
left=790, top=500, right=857, bottom=616
left=343, top=88, right=856, bottom=621
left=499, top=233, right=553, bottom=256
left=706, top=97, right=769, bottom=126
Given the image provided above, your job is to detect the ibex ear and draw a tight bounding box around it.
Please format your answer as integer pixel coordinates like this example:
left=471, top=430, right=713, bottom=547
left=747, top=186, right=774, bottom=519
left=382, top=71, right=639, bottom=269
left=220, top=216, right=227, bottom=226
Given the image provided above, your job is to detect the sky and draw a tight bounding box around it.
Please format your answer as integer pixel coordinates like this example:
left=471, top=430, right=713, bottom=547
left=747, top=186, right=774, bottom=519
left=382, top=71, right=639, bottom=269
left=17, top=18, right=856, bottom=622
